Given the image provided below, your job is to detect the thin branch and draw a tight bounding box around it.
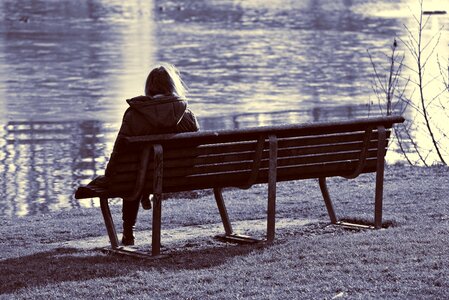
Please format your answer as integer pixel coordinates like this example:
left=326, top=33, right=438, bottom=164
left=422, top=73, right=445, bottom=89
left=393, top=126, right=414, bottom=165
left=425, top=88, right=448, bottom=108
left=436, top=55, right=449, bottom=90
left=367, top=49, right=387, bottom=92
left=421, top=27, right=443, bottom=53
left=438, top=98, right=449, bottom=119
left=398, top=35, right=418, bottom=61
left=422, top=33, right=442, bottom=70
left=420, top=14, right=432, bottom=34
left=402, top=122, right=429, bottom=166
left=397, top=60, right=419, bottom=75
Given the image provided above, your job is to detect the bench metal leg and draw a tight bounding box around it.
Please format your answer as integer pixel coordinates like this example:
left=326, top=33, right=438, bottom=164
left=100, top=196, right=165, bottom=259
left=152, top=194, right=162, bottom=255
left=318, top=181, right=376, bottom=230
left=266, top=135, right=277, bottom=243
left=320, top=177, right=381, bottom=230
left=152, top=144, right=163, bottom=256
left=320, top=126, right=387, bottom=230
left=99, top=197, right=119, bottom=249
left=318, top=177, right=337, bottom=224
left=374, top=126, right=386, bottom=229
left=214, top=188, right=233, bottom=235
left=213, top=187, right=262, bottom=244
left=215, top=134, right=277, bottom=244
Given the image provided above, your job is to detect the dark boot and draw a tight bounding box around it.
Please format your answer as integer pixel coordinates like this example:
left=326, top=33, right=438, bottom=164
left=122, top=199, right=139, bottom=246
left=122, top=224, right=135, bottom=246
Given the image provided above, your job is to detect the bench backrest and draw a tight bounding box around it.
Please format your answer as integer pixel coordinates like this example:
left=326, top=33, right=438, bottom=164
left=106, top=116, right=404, bottom=196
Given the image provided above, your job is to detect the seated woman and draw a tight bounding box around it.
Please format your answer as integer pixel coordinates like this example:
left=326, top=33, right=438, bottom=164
left=93, top=63, right=199, bottom=246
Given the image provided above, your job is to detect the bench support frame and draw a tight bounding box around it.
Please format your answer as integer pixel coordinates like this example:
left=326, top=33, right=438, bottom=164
left=100, top=197, right=158, bottom=259
left=213, top=134, right=278, bottom=244
left=98, top=144, right=165, bottom=258
left=151, top=144, right=164, bottom=256
left=318, top=126, right=387, bottom=230
left=100, top=197, right=119, bottom=249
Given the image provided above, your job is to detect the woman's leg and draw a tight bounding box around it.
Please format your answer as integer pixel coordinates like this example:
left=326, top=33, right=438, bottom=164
left=121, top=199, right=140, bottom=245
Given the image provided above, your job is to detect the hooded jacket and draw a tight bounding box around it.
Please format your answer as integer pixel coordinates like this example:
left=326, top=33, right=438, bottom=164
left=105, top=95, right=199, bottom=177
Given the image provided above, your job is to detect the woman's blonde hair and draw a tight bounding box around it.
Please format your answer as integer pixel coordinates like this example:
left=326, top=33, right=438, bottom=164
left=145, top=63, right=187, bottom=98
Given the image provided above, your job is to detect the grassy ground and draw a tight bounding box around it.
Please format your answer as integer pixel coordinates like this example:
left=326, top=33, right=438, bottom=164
left=1, top=165, right=448, bottom=299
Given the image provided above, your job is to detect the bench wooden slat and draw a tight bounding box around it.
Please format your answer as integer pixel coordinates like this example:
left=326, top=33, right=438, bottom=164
left=161, top=130, right=390, bottom=159
left=277, top=131, right=389, bottom=148
left=124, top=116, right=402, bottom=146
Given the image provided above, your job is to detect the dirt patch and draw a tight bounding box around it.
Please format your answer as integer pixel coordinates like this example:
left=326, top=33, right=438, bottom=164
left=58, top=218, right=318, bottom=254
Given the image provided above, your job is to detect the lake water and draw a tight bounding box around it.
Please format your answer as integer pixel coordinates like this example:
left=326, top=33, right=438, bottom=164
left=0, top=0, right=448, bottom=217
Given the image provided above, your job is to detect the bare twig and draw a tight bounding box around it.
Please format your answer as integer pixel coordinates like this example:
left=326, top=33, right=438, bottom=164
left=367, top=49, right=387, bottom=93
left=402, top=122, right=429, bottom=166
left=421, top=31, right=442, bottom=70
left=393, top=126, right=414, bottom=165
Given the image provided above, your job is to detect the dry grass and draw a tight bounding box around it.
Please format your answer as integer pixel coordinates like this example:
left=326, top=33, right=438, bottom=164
left=1, top=165, right=448, bottom=299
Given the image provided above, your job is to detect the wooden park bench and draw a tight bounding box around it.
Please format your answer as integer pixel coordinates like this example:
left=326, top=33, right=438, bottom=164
left=75, top=116, right=404, bottom=257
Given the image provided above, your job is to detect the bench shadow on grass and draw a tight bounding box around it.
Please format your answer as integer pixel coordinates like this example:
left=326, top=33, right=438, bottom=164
left=0, top=242, right=265, bottom=294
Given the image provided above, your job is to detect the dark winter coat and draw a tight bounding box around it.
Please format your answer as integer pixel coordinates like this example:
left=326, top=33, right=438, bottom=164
left=105, top=95, right=199, bottom=177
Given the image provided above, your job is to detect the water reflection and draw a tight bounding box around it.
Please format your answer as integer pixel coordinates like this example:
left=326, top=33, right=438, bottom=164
left=0, top=120, right=112, bottom=217
left=0, top=0, right=447, bottom=217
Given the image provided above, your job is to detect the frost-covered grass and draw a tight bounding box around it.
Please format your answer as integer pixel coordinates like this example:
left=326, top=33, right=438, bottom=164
left=1, top=165, right=448, bottom=299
